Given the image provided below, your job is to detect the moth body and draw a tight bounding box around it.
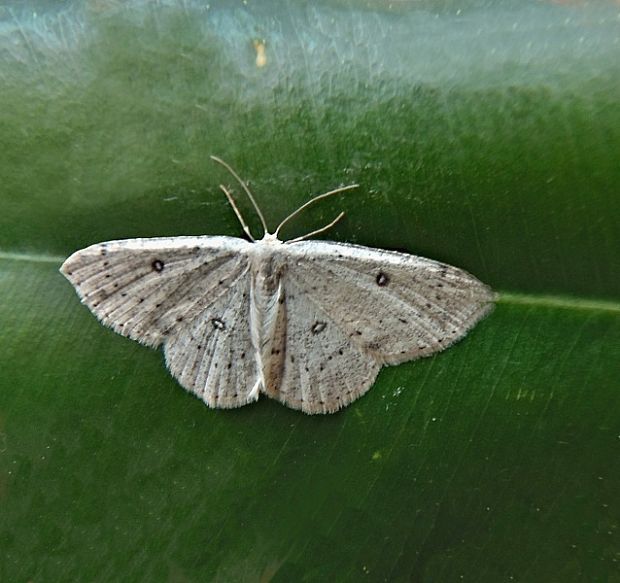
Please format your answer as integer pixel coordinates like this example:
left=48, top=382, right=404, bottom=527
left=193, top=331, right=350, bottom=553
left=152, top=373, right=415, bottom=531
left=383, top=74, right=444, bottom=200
left=247, top=234, right=289, bottom=398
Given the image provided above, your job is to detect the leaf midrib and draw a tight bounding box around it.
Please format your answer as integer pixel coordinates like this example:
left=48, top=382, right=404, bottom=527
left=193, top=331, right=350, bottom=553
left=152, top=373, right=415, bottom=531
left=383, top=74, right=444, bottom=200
left=1, top=250, right=618, bottom=313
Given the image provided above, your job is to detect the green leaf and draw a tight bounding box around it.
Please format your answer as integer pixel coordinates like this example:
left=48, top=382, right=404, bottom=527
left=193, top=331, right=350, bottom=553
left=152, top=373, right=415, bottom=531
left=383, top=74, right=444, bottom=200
left=1, top=2, right=618, bottom=581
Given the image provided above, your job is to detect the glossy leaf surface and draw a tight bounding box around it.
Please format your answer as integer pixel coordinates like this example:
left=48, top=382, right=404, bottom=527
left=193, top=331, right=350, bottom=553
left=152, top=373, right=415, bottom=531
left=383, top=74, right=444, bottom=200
left=1, top=2, right=618, bottom=581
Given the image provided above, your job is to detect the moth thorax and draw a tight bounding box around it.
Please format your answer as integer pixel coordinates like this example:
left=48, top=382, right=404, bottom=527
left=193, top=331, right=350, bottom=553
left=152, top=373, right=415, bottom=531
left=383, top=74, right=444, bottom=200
left=254, top=255, right=284, bottom=294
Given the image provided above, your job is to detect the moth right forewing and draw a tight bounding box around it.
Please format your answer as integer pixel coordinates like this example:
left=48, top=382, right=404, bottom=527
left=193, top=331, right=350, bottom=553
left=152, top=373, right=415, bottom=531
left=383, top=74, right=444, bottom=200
left=285, top=241, right=494, bottom=365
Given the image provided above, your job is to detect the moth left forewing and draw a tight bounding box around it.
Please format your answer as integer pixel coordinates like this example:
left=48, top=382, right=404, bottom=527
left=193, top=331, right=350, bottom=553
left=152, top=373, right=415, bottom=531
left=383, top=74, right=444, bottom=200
left=285, top=241, right=494, bottom=365
left=61, top=236, right=250, bottom=347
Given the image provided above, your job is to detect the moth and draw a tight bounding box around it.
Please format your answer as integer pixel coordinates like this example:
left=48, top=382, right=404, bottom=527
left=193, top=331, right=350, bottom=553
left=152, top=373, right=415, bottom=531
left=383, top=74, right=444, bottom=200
left=61, top=157, right=494, bottom=414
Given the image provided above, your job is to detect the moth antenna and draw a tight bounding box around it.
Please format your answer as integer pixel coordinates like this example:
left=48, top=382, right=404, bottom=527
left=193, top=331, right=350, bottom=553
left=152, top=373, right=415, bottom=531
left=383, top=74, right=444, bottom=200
left=210, top=156, right=269, bottom=236
left=275, top=184, right=358, bottom=239
left=285, top=212, right=346, bottom=244
left=218, top=184, right=256, bottom=242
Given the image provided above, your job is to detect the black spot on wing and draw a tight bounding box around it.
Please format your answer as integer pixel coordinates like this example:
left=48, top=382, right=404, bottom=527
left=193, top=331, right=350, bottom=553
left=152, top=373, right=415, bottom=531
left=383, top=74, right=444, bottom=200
left=152, top=259, right=164, bottom=273
left=311, top=321, right=327, bottom=335
left=376, top=272, right=389, bottom=286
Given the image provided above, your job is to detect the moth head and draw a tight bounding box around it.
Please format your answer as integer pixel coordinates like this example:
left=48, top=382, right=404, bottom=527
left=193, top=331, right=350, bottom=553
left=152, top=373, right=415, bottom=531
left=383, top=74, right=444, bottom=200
left=210, top=155, right=358, bottom=245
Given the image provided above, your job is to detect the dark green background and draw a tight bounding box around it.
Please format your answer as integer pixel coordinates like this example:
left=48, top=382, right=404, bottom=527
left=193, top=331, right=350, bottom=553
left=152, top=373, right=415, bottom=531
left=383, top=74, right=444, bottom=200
left=1, top=1, right=618, bottom=581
